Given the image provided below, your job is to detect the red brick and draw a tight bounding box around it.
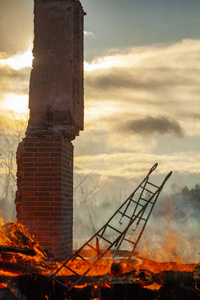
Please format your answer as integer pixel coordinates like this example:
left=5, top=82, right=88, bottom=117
left=16, top=137, right=73, bottom=258
left=23, top=153, right=34, bottom=157
left=35, top=163, right=50, bottom=167
left=34, top=153, right=50, bottom=157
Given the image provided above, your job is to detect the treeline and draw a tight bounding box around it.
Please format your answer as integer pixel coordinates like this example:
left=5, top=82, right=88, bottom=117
left=153, top=184, right=200, bottom=221
left=74, top=182, right=200, bottom=240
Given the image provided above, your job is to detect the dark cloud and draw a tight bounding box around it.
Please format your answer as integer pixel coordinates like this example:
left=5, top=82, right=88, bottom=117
left=85, top=67, right=197, bottom=93
left=0, top=66, right=30, bottom=98
left=122, top=116, right=184, bottom=137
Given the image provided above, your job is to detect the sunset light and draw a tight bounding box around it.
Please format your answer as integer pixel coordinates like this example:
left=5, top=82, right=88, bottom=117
left=0, top=1, right=200, bottom=289
left=0, top=47, right=33, bottom=70
left=1, top=93, right=29, bottom=114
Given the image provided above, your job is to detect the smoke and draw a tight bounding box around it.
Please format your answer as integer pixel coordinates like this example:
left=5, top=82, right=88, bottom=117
left=129, top=185, right=200, bottom=263
left=73, top=177, right=200, bottom=264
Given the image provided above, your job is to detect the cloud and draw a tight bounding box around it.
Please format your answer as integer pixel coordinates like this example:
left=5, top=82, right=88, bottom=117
left=121, top=116, right=184, bottom=137
left=0, top=66, right=30, bottom=99
left=85, top=67, right=197, bottom=92
left=0, top=37, right=199, bottom=195
left=74, top=151, right=200, bottom=181
left=84, top=39, right=200, bottom=137
left=74, top=40, right=200, bottom=188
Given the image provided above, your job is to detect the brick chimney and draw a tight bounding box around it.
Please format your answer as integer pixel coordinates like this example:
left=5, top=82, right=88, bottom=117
left=15, top=0, right=85, bottom=259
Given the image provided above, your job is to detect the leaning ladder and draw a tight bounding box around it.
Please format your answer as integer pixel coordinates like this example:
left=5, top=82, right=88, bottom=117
left=52, top=163, right=172, bottom=291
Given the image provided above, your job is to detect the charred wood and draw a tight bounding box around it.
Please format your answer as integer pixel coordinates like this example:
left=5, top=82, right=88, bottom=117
left=0, top=272, right=198, bottom=300
left=0, top=246, right=35, bottom=256
left=0, top=288, right=18, bottom=300
left=0, top=261, right=43, bottom=275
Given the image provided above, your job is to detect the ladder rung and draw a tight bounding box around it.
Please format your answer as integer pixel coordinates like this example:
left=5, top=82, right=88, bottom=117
left=76, top=253, right=91, bottom=265
left=140, top=197, right=155, bottom=205
left=97, top=234, right=112, bottom=244
left=147, top=182, right=159, bottom=189
left=63, top=264, right=79, bottom=276
left=107, top=224, right=122, bottom=234
left=87, top=243, right=101, bottom=253
left=68, top=268, right=92, bottom=292
left=124, top=238, right=136, bottom=245
left=118, top=211, right=133, bottom=220
left=143, top=187, right=154, bottom=194
left=131, top=199, right=144, bottom=207
left=137, top=216, right=146, bottom=222
left=140, top=197, right=147, bottom=201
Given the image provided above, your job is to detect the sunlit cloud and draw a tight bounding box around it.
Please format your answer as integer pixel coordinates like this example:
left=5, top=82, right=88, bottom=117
left=74, top=39, right=200, bottom=187
left=0, top=38, right=199, bottom=190
left=84, top=39, right=200, bottom=133
left=74, top=151, right=200, bottom=179
left=0, top=47, right=33, bottom=70
left=1, top=93, right=28, bottom=114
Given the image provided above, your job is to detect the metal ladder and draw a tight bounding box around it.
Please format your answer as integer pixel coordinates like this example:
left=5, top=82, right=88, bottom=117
left=52, top=163, right=172, bottom=291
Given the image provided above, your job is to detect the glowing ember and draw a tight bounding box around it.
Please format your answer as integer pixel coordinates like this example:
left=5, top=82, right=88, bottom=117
left=0, top=220, right=198, bottom=300
left=0, top=221, right=198, bottom=280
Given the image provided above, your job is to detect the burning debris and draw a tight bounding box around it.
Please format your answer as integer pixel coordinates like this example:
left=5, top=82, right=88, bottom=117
left=0, top=164, right=199, bottom=299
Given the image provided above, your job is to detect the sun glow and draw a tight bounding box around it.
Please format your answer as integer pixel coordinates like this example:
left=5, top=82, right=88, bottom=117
left=0, top=47, right=33, bottom=70
left=1, top=93, right=29, bottom=115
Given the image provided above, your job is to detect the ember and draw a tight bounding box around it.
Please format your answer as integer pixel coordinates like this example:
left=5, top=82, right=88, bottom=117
left=0, top=218, right=199, bottom=299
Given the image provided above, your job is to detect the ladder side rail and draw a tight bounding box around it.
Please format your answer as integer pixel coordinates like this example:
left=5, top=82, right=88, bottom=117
left=113, top=182, right=144, bottom=225
left=53, top=164, right=162, bottom=280
left=120, top=185, right=159, bottom=245
left=53, top=223, right=109, bottom=276
left=68, top=268, right=93, bottom=292
left=131, top=189, right=158, bottom=228
left=132, top=171, right=172, bottom=252
left=99, top=192, right=138, bottom=237
left=113, top=232, right=127, bottom=251
left=54, top=183, right=159, bottom=277
left=113, top=202, right=150, bottom=251
left=147, top=163, right=158, bottom=176
left=118, top=164, right=158, bottom=223
left=113, top=175, right=168, bottom=253
left=55, top=177, right=167, bottom=280
left=123, top=163, right=158, bottom=220
left=68, top=233, right=131, bottom=291
left=55, top=237, right=122, bottom=291
left=67, top=233, right=133, bottom=291
left=54, top=164, right=159, bottom=276
left=130, top=171, right=172, bottom=230
left=132, top=190, right=160, bottom=252
left=99, top=169, right=157, bottom=237
left=54, top=166, right=171, bottom=291
left=128, top=177, right=150, bottom=222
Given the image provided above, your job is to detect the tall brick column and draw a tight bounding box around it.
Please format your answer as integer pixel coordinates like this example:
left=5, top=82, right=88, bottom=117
left=16, top=137, right=73, bottom=258
left=15, top=0, right=85, bottom=259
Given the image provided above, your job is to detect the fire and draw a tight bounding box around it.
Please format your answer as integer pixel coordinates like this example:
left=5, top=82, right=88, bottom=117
left=0, top=220, right=199, bottom=297
left=0, top=221, right=198, bottom=277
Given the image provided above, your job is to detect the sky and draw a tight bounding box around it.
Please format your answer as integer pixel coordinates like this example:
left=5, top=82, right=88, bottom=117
left=0, top=0, right=200, bottom=199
